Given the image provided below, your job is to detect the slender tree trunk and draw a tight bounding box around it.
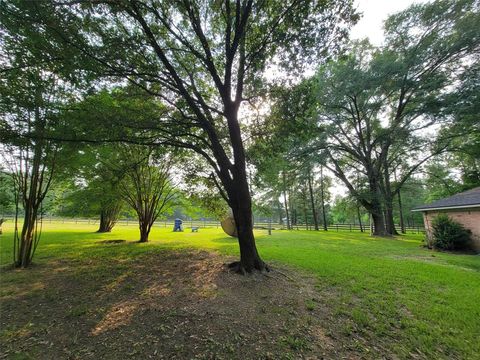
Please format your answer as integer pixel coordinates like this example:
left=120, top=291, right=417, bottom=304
left=357, top=205, right=364, bottom=232
left=15, top=94, right=47, bottom=268
left=398, top=189, right=406, bottom=234
left=303, top=191, right=309, bottom=230
left=308, top=173, right=319, bottom=231
left=17, top=205, right=38, bottom=268
left=282, top=171, right=290, bottom=230
left=292, top=206, right=297, bottom=227
left=394, top=171, right=406, bottom=234
left=320, top=167, right=328, bottom=231
left=277, top=200, right=283, bottom=225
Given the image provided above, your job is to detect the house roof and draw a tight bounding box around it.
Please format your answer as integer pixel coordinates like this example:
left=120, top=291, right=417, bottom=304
left=412, top=187, right=480, bottom=212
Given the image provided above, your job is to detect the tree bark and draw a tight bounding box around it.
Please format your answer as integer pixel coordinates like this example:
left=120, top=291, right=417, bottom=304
left=282, top=171, right=290, bottom=230
left=394, top=170, right=406, bottom=234
left=228, top=177, right=268, bottom=274
left=382, top=161, right=398, bottom=235
left=97, top=204, right=121, bottom=233
left=15, top=88, right=52, bottom=268
left=357, top=205, right=364, bottom=232
left=320, top=167, right=328, bottom=231
left=98, top=212, right=114, bottom=233
left=308, top=173, right=319, bottom=231
left=384, top=205, right=398, bottom=235
left=368, top=179, right=387, bottom=236
left=397, top=188, right=406, bottom=234
left=221, top=105, right=267, bottom=274
left=138, top=220, right=151, bottom=243
left=277, top=200, right=283, bottom=225
left=17, top=205, right=38, bottom=268
left=371, top=211, right=386, bottom=236
left=303, top=191, right=309, bottom=230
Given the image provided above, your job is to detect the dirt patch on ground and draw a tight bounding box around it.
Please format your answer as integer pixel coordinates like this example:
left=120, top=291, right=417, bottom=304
left=0, top=249, right=366, bottom=359
left=96, top=239, right=127, bottom=244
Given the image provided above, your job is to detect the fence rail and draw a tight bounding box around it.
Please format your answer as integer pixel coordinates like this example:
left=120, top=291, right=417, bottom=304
left=0, top=216, right=424, bottom=233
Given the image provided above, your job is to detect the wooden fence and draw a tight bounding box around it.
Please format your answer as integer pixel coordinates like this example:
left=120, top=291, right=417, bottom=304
left=1, top=216, right=425, bottom=234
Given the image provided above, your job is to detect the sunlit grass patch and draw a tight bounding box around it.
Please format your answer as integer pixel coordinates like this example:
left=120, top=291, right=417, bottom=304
left=0, top=221, right=478, bottom=359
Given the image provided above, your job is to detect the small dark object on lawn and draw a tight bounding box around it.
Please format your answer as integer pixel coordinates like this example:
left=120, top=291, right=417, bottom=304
left=192, top=227, right=199, bottom=232
left=173, top=218, right=183, bottom=232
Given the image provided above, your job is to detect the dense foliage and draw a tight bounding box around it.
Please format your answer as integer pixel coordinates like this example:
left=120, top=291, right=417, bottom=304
left=431, top=214, right=472, bottom=251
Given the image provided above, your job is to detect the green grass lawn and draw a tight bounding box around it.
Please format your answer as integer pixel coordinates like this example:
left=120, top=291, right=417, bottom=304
left=1, top=221, right=479, bottom=359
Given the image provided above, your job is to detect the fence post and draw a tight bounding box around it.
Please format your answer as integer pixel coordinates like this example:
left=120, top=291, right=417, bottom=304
left=349, top=224, right=352, bottom=232
left=336, top=224, right=338, bottom=232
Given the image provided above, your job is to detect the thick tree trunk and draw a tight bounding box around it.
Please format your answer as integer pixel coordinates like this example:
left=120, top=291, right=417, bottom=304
left=137, top=217, right=152, bottom=243
left=138, top=223, right=150, bottom=243
left=366, top=169, right=388, bottom=236
left=382, top=162, right=398, bottom=235
left=97, top=212, right=114, bottom=233
left=308, top=174, right=319, bottom=231
left=97, top=204, right=121, bottom=233
left=371, top=211, right=387, bottom=236
left=384, top=205, right=398, bottom=235
left=139, top=231, right=149, bottom=243
left=219, top=98, right=266, bottom=274
left=229, top=178, right=268, bottom=274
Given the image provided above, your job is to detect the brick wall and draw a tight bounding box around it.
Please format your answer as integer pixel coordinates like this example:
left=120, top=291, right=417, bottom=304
left=423, top=208, right=480, bottom=252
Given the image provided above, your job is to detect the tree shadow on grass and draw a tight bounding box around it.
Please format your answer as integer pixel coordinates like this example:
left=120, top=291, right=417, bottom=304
left=0, top=248, right=368, bottom=360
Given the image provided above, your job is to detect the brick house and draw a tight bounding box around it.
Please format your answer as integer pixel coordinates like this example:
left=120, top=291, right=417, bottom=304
left=412, top=187, right=480, bottom=252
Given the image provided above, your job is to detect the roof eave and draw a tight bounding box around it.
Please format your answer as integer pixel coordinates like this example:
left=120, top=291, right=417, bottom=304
left=412, top=204, right=480, bottom=212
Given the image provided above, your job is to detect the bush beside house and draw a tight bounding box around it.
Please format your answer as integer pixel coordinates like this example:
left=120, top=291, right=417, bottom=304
left=430, top=214, right=472, bottom=251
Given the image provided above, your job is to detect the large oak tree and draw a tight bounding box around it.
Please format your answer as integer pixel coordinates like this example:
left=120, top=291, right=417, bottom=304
left=2, top=0, right=357, bottom=272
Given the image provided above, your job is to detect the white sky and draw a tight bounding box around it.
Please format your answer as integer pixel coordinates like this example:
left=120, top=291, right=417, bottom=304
left=351, top=0, right=428, bottom=46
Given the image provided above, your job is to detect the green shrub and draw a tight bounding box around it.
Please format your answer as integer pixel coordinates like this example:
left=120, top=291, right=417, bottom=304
left=431, top=214, right=471, bottom=251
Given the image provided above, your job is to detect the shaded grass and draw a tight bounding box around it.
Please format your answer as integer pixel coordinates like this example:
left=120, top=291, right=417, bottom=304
left=1, top=221, right=479, bottom=359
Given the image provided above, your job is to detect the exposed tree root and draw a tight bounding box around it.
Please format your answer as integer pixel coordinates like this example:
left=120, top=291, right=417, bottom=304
left=227, top=261, right=270, bottom=275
